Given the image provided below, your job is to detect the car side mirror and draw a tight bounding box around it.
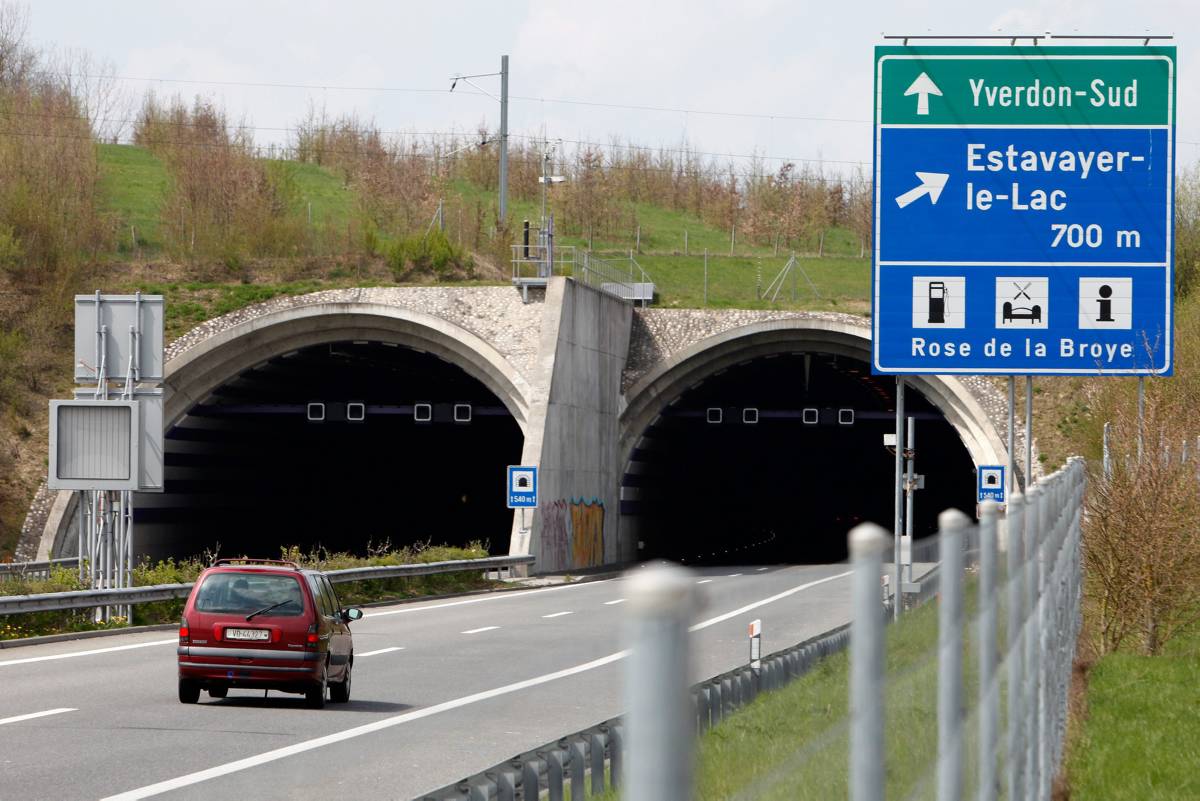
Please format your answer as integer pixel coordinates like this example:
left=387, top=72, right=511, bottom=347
left=343, top=607, right=363, bottom=622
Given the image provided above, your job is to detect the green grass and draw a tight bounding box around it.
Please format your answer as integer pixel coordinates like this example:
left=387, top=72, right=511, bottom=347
left=690, top=596, right=971, bottom=801
left=1069, top=625, right=1200, bottom=799
left=97, top=143, right=169, bottom=252
left=635, top=254, right=870, bottom=312
left=281, top=160, right=357, bottom=233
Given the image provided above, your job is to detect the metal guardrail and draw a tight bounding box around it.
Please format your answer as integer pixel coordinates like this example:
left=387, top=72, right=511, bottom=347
left=0, top=557, right=81, bottom=580
left=0, top=555, right=535, bottom=616
left=416, top=623, right=851, bottom=800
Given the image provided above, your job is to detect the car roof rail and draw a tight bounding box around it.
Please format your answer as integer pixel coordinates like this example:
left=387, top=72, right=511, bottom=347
left=211, top=558, right=301, bottom=569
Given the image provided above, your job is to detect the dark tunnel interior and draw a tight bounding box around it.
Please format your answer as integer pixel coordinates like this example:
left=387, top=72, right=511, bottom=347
left=136, top=341, right=523, bottom=562
left=625, top=353, right=977, bottom=565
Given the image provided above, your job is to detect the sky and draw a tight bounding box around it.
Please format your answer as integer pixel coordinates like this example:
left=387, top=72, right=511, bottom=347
left=20, top=0, right=1200, bottom=176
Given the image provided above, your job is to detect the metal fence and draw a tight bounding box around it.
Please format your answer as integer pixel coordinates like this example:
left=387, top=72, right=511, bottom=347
left=551, top=457, right=1082, bottom=801
left=417, top=623, right=852, bottom=800
left=0, top=555, right=535, bottom=615
left=0, top=557, right=80, bottom=581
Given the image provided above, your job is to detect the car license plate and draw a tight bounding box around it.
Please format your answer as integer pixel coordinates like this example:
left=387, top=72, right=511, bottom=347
left=224, top=628, right=270, bottom=641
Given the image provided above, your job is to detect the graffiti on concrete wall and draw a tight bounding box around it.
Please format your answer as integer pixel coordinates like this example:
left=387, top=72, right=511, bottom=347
left=539, top=497, right=605, bottom=571
left=541, top=499, right=570, bottom=570
left=570, top=499, right=604, bottom=568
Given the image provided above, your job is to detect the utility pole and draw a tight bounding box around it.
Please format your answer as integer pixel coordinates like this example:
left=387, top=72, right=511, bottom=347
left=499, top=55, right=509, bottom=226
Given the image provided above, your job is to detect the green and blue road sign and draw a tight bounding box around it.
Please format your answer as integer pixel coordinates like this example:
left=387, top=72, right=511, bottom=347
left=871, top=46, right=1176, bottom=375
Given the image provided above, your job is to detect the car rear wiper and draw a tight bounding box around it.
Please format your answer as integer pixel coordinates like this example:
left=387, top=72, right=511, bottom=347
left=245, top=601, right=287, bottom=621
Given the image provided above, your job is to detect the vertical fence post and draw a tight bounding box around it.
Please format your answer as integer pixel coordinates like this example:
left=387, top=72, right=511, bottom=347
left=624, top=563, right=696, bottom=801
left=849, top=523, right=889, bottom=801
left=937, top=509, right=968, bottom=801
left=1005, top=491, right=1026, bottom=801
left=703, top=249, right=708, bottom=306
left=1023, top=485, right=1042, bottom=800
left=978, top=501, right=999, bottom=801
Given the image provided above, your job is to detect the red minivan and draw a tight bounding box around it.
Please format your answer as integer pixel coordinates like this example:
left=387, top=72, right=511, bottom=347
left=177, top=559, right=363, bottom=708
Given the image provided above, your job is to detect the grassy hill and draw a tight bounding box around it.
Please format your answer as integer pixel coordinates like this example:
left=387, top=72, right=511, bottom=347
left=93, top=144, right=872, bottom=316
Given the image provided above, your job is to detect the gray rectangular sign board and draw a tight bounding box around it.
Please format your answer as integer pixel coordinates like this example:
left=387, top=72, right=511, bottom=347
left=73, top=388, right=164, bottom=492
left=48, top=400, right=141, bottom=491
left=74, top=294, right=165, bottom=384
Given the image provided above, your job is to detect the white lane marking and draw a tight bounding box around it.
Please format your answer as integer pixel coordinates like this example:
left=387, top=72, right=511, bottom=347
left=727, top=573, right=744, bottom=578
left=100, top=649, right=631, bottom=801
left=357, top=647, right=404, bottom=657
left=603, top=599, right=626, bottom=606
left=461, top=626, right=500, bottom=635
left=541, top=611, right=573, bottom=619
left=0, top=638, right=176, bottom=668
left=690, top=570, right=854, bottom=632
left=102, top=569, right=853, bottom=800
left=757, top=567, right=770, bottom=572
left=696, top=579, right=713, bottom=584
left=366, top=579, right=614, bottom=619
left=0, top=707, right=76, bottom=726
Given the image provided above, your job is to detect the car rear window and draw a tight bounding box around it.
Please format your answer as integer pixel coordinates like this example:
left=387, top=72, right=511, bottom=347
left=193, top=573, right=306, bottom=616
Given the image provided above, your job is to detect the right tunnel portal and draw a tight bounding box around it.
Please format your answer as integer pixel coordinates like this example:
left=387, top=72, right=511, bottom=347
left=621, top=352, right=978, bottom=565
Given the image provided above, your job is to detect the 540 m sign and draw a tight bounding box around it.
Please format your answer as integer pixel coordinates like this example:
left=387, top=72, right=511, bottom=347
left=871, top=46, right=1176, bottom=376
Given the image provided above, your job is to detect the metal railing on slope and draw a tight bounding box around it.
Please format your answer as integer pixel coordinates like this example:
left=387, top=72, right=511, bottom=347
left=416, top=623, right=852, bottom=801
left=0, top=557, right=81, bottom=581
left=0, top=555, right=535, bottom=615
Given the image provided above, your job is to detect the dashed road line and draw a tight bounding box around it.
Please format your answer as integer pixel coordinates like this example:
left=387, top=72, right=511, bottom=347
left=541, top=612, right=573, bottom=619
left=357, top=647, right=404, bottom=657
left=0, top=638, right=176, bottom=668
left=461, top=626, right=500, bottom=635
left=0, top=708, right=76, bottom=726
left=696, top=579, right=713, bottom=584
left=603, top=599, right=626, bottom=606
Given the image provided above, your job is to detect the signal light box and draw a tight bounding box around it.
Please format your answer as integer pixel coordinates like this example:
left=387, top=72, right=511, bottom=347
left=871, top=46, right=1176, bottom=376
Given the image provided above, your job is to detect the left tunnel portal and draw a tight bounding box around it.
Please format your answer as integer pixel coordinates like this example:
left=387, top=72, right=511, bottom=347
left=137, top=340, right=523, bottom=561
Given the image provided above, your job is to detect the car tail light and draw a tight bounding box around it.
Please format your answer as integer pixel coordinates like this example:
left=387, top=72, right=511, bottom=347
left=179, top=618, right=190, bottom=642
left=306, top=622, right=318, bottom=648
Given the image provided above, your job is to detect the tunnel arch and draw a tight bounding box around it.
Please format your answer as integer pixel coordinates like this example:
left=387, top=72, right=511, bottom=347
left=618, top=316, right=1008, bottom=563
left=621, top=317, right=1006, bottom=471
left=163, top=301, right=534, bottom=434
left=43, top=299, right=536, bottom=561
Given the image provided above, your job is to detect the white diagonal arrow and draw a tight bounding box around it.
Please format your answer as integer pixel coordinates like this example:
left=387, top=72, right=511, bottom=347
left=894, top=172, right=949, bottom=208
left=904, top=72, right=942, bottom=116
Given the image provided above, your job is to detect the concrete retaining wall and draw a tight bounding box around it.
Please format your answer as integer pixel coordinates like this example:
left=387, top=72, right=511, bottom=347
left=511, top=278, right=632, bottom=573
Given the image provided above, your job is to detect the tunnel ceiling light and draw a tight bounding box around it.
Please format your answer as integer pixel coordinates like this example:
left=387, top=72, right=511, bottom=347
left=347, top=402, right=366, bottom=422
left=743, top=407, right=759, bottom=424
left=414, top=403, right=433, bottom=423
left=454, top=403, right=473, bottom=423
left=839, top=408, right=855, bottom=425
left=706, top=407, right=723, bottom=424
left=802, top=408, right=819, bottom=425
left=306, top=402, right=325, bottom=422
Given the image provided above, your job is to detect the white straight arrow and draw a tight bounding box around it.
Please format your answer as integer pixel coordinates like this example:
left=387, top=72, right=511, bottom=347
left=894, top=172, right=949, bottom=209
left=904, top=72, right=943, bottom=116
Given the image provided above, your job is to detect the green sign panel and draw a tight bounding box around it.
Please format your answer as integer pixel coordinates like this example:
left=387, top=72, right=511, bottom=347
left=877, top=46, right=1174, bottom=126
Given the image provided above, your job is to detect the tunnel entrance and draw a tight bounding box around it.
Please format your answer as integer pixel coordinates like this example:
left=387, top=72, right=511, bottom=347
left=136, top=341, right=523, bottom=562
left=624, top=353, right=976, bottom=565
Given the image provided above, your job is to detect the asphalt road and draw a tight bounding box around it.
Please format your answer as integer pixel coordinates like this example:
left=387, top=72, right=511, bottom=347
left=0, top=563, right=854, bottom=800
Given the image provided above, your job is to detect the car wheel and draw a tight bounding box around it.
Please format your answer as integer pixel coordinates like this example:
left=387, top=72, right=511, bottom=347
left=305, top=668, right=327, bottom=709
left=208, top=685, right=228, bottom=699
left=329, top=660, right=351, bottom=703
left=178, top=679, right=201, bottom=704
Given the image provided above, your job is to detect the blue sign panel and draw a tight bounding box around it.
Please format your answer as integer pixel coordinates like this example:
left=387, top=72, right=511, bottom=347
left=978, top=465, right=1006, bottom=504
left=507, top=465, right=538, bottom=509
left=872, top=47, right=1175, bottom=376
